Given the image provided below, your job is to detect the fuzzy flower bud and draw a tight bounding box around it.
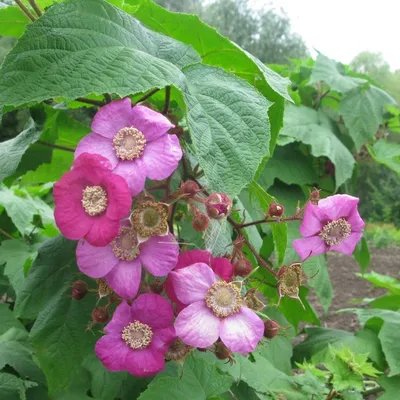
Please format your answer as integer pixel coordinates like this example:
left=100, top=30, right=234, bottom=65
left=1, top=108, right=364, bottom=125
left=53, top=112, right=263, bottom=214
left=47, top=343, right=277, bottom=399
left=233, top=259, right=252, bottom=277
left=309, top=188, right=320, bottom=205
left=206, top=193, right=232, bottom=219
left=72, top=280, right=88, bottom=300
left=264, top=320, right=280, bottom=339
left=91, top=306, right=109, bottom=324
left=268, top=202, right=284, bottom=217
left=181, top=180, right=200, bottom=197
left=192, top=212, right=210, bottom=232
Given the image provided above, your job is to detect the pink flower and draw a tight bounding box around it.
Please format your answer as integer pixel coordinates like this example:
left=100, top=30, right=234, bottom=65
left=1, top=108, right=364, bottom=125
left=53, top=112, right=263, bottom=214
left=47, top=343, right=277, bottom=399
left=53, top=153, right=132, bottom=247
left=293, top=194, right=365, bottom=260
left=170, top=263, right=264, bottom=354
left=165, top=250, right=233, bottom=311
left=77, top=222, right=179, bottom=299
left=75, top=98, right=182, bottom=196
left=95, top=294, right=175, bottom=377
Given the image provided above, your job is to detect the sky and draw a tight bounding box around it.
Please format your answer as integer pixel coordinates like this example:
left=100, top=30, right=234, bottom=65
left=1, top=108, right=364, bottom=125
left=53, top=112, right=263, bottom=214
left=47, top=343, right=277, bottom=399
left=250, top=0, right=400, bottom=70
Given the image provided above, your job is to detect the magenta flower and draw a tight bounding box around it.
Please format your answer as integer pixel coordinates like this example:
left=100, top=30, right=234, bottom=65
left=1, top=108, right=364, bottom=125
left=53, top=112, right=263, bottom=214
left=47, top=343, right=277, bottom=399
left=53, top=153, right=132, bottom=247
left=75, top=98, right=182, bottom=196
left=164, top=250, right=233, bottom=311
left=77, top=222, right=179, bottom=299
left=95, top=294, right=175, bottom=377
left=293, top=194, right=365, bottom=260
left=171, top=263, right=264, bottom=354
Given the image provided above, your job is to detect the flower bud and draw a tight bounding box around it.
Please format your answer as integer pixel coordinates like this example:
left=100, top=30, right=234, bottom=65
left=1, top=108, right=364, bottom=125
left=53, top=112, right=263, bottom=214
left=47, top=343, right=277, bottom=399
left=233, top=259, right=252, bottom=277
left=91, top=306, right=109, bottom=324
left=192, top=212, right=210, bottom=232
left=309, top=188, right=320, bottom=205
left=72, top=280, right=88, bottom=300
left=268, top=202, right=284, bottom=217
left=181, top=180, right=200, bottom=197
left=214, top=341, right=232, bottom=360
left=206, top=193, right=232, bottom=219
left=149, top=279, right=164, bottom=294
left=264, top=320, right=280, bottom=339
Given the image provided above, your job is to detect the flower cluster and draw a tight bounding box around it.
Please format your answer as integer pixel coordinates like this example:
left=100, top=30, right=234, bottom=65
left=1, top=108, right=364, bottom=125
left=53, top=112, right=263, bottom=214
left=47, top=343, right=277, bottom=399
left=54, top=98, right=364, bottom=378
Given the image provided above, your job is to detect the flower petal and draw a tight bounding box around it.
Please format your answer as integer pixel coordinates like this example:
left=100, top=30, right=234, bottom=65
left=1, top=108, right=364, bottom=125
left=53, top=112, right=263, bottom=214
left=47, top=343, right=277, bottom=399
left=139, top=233, right=179, bottom=276
left=74, top=133, right=118, bottom=168
left=212, top=257, right=233, bottom=282
left=84, top=216, right=120, bottom=247
left=299, top=202, right=327, bottom=237
left=131, top=105, right=174, bottom=141
left=113, top=159, right=147, bottom=197
left=105, top=259, right=142, bottom=299
left=72, top=153, right=112, bottom=171
left=176, top=250, right=213, bottom=270
left=170, top=263, right=216, bottom=305
left=130, top=293, right=174, bottom=329
left=95, top=334, right=131, bottom=372
left=92, top=98, right=133, bottom=139
left=101, top=173, right=132, bottom=220
left=293, top=236, right=328, bottom=260
left=219, top=307, right=264, bottom=354
left=347, top=208, right=365, bottom=232
left=330, top=232, right=363, bottom=256
left=76, top=240, right=118, bottom=278
left=152, top=326, right=176, bottom=353
left=104, top=301, right=132, bottom=334
left=318, top=194, right=360, bottom=221
left=125, top=347, right=165, bottom=377
left=175, top=301, right=220, bottom=348
left=141, top=134, right=182, bottom=180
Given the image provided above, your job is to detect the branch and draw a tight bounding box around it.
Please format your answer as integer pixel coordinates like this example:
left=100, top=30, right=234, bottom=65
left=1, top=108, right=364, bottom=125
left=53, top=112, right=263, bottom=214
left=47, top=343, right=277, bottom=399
left=362, top=385, right=384, bottom=397
left=134, top=88, right=160, bottom=105
left=238, top=215, right=302, bottom=228
left=162, top=86, right=171, bottom=115
left=0, top=228, right=14, bottom=240
left=38, top=141, right=75, bottom=153
left=104, top=93, right=112, bottom=104
left=15, top=0, right=36, bottom=22
left=27, top=0, right=42, bottom=17
left=75, top=97, right=105, bottom=107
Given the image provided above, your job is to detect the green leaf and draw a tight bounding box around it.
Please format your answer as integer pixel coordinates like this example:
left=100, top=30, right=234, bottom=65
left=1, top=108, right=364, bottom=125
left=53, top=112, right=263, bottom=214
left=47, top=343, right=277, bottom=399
left=340, top=86, right=397, bottom=150
left=379, top=375, right=400, bottom=400
left=138, top=357, right=233, bottom=400
left=356, top=271, right=400, bottom=294
left=0, top=6, right=30, bottom=38
left=183, top=64, right=271, bottom=195
left=293, top=371, right=327, bottom=398
left=368, top=295, right=400, bottom=311
left=368, top=140, right=400, bottom=174
left=303, top=254, right=332, bottom=313
left=353, top=237, right=370, bottom=274
left=0, top=304, right=25, bottom=335
left=0, top=118, right=43, bottom=183
left=0, top=0, right=200, bottom=107
left=280, top=104, right=355, bottom=190
left=0, top=372, right=26, bottom=400
left=14, top=236, right=77, bottom=319
left=310, top=53, right=364, bottom=93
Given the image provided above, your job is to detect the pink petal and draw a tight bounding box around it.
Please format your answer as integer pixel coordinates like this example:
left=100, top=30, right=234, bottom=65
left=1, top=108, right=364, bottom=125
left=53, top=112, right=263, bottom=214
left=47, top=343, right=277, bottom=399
left=347, top=209, right=365, bottom=232
left=170, top=263, right=216, bottom=305
left=131, top=293, right=174, bottom=329
left=141, top=134, right=182, bottom=180
left=293, top=236, right=328, bottom=260
left=152, top=326, right=176, bottom=353
left=76, top=240, right=118, bottom=278
left=84, top=216, right=120, bottom=247
left=95, top=334, right=131, bottom=372
left=174, top=301, right=220, bottom=348
left=113, top=159, right=147, bottom=197
left=131, top=105, right=174, bottom=141
left=105, top=259, right=142, bottom=300
left=125, top=347, right=165, bottom=377
left=212, top=257, right=233, bottom=282
left=104, top=301, right=132, bottom=334
left=330, top=232, right=363, bottom=256
left=101, top=173, right=132, bottom=220
left=318, top=195, right=360, bottom=221
left=74, top=133, right=118, bottom=168
left=219, top=307, right=264, bottom=354
left=72, top=153, right=112, bottom=171
left=299, top=202, right=327, bottom=237
left=139, top=233, right=179, bottom=276
left=92, top=98, right=134, bottom=139
left=164, top=275, right=180, bottom=304
left=176, top=250, right=213, bottom=270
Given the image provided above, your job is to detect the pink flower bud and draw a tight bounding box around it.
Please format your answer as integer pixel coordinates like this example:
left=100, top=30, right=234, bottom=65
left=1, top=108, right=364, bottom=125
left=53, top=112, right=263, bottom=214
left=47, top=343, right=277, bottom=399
left=233, top=259, right=252, bottom=277
left=192, top=213, right=210, bottom=232
left=264, top=320, right=279, bottom=339
left=72, top=280, right=88, bottom=300
left=181, top=180, right=200, bottom=197
left=91, top=306, right=109, bottom=324
left=268, top=202, right=284, bottom=217
left=206, top=193, right=232, bottom=219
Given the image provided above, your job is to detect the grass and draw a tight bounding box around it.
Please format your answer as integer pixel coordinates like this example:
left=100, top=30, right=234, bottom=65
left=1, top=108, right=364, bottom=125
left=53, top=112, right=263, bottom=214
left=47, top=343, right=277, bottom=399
left=365, top=223, right=400, bottom=248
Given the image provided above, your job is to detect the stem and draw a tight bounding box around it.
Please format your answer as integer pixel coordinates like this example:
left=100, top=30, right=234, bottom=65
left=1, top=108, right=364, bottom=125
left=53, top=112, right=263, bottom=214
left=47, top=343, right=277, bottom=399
left=362, top=386, right=384, bottom=396
left=325, top=388, right=336, bottom=400
left=37, top=141, right=75, bottom=153
left=162, top=86, right=171, bottom=115
left=0, top=228, right=14, bottom=240
left=27, top=0, right=42, bottom=17
left=104, top=93, right=112, bottom=104
left=238, top=216, right=302, bottom=228
left=228, top=390, right=239, bottom=400
left=15, top=0, right=36, bottom=22
left=75, top=97, right=105, bottom=107
left=168, top=202, right=176, bottom=235
left=134, top=88, right=160, bottom=105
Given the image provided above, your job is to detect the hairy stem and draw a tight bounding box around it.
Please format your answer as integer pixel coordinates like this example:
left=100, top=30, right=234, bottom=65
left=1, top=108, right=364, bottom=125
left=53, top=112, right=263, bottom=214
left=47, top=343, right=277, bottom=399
left=134, top=88, right=160, bottom=105
left=104, top=93, right=112, bottom=104
left=362, top=386, right=384, bottom=396
left=15, top=0, right=36, bottom=22
left=27, top=0, right=42, bottom=17
left=0, top=228, right=14, bottom=240
left=162, top=86, right=171, bottom=115
left=37, top=141, right=75, bottom=153
left=238, top=215, right=302, bottom=228
left=75, top=97, right=105, bottom=107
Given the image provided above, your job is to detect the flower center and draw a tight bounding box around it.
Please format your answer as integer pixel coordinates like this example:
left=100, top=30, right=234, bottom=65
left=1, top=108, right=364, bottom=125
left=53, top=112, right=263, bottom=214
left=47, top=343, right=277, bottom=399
left=205, top=281, right=242, bottom=318
left=121, top=321, right=153, bottom=350
left=111, top=226, right=140, bottom=261
left=319, top=218, right=351, bottom=246
left=113, top=127, right=146, bottom=161
left=81, top=186, right=107, bottom=216
left=131, top=201, right=169, bottom=238
left=96, top=278, right=113, bottom=298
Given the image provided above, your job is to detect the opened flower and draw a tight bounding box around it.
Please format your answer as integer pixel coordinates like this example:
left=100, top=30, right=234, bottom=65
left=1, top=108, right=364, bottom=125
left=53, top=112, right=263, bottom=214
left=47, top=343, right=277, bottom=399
left=54, top=153, right=132, bottom=247
left=95, top=294, right=175, bottom=377
left=165, top=250, right=233, bottom=311
left=76, top=222, right=179, bottom=299
left=75, top=98, right=182, bottom=196
left=293, top=194, right=365, bottom=259
left=170, top=263, right=264, bottom=354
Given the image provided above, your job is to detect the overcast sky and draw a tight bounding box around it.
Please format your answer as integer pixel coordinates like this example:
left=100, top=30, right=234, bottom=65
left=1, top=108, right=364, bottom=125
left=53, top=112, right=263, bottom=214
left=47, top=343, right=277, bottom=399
left=250, top=0, right=400, bottom=70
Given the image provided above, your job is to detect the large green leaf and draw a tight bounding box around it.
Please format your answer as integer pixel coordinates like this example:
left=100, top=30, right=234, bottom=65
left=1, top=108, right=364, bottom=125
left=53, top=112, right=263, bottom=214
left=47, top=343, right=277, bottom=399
left=356, top=271, right=400, bottom=295
left=0, top=304, right=25, bottom=335
left=310, top=53, right=364, bottom=93
left=353, top=237, right=370, bottom=274
left=379, top=376, right=400, bottom=400
left=368, top=140, right=400, bottom=174
left=280, top=104, right=355, bottom=190
left=14, top=236, right=77, bottom=319
left=339, top=86, right=397, bottom=150
left=0, top=372, right=26, bottom=400
left=0, top=6, right=29, bottom=38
